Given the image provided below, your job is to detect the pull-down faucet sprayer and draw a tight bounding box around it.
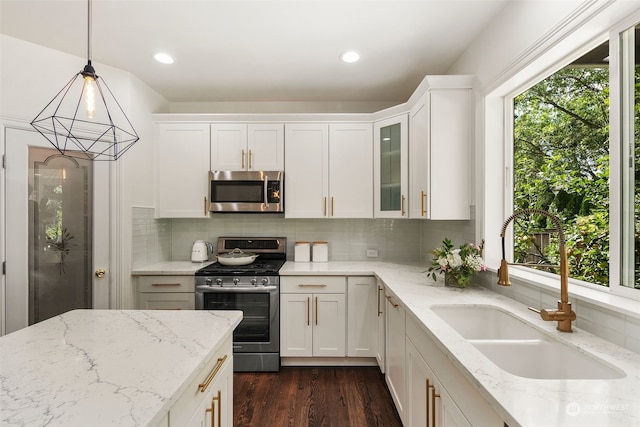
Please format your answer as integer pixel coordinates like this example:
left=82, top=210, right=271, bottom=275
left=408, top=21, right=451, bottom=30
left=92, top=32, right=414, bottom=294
left=498, top=209, right=576, bottom=332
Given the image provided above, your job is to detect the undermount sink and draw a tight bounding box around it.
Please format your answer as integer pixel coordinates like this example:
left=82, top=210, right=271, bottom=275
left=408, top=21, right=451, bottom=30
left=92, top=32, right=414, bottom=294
left=431, top=304, right=625, bottom=380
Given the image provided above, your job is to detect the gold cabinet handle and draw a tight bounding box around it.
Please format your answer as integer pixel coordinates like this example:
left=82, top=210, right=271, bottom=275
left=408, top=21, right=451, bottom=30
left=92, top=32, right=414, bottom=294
left=331, top=197, right=334, bottom=217
left=401, top=194, right=406, bottom=216
left=198, top=355, right=228, bottom=393
left=95, top=269, right=106, bottom=278
left=204, top=196, right=208, bottom=216
left=315, top=296, right=319, bottom=326
left=249, top=149, right=253, bottom=170
left=297, top=284, right=327, bottom=288
left=241, top=149, right=245, bottom=169
left=377, top=286, right=383, bottom=316
left=421, top=191, right=426, bottom=216
left=426, top=378, right=431, bottom=425
left=307, top=297, right=310, bottom=326
left=323, top=197, right=327, bottom=217
left=205, top=389, right=221, bottom=427
left=151, top=283, right=181, bottom=287
left=429, top=381, right=440, bottom=427
left=385, top=295, right=399, bottom=309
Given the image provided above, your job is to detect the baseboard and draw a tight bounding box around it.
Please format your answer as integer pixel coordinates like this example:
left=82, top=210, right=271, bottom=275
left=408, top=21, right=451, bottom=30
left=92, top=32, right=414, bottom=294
left=281, top=357, right=379, bottom=367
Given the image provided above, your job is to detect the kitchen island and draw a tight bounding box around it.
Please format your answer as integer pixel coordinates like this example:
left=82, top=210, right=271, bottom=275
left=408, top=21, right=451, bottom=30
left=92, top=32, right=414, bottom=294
left=0, top=309, right=242, bottom=427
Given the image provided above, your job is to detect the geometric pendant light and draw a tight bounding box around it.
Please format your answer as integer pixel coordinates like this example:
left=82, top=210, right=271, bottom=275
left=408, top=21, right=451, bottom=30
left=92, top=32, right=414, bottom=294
left=30, top=0, right=139, bottom=161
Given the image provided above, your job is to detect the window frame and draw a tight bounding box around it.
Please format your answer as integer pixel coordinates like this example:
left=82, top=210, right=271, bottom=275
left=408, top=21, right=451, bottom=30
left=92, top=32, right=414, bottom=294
left=482, top=10, right=640, bottom=303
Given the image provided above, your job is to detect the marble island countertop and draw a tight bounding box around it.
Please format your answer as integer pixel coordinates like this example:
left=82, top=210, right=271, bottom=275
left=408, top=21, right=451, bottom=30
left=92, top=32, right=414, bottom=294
left=131, top=260, right=640, bottom=427
left=0, top=309, right=242, bottom=427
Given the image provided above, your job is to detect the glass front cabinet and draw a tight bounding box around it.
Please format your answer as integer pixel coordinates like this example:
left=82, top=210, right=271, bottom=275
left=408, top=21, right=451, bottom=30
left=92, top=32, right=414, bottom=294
left=374, top=114, right=408, bottom=218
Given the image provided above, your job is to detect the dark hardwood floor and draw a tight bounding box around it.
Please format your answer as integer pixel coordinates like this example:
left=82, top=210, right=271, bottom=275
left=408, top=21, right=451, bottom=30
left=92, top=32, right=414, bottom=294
left=234, top=366, right=402, bottom=427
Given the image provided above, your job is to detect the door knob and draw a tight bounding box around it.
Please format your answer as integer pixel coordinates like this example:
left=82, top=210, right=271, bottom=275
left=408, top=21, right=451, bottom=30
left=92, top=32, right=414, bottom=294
left=95, top=269, right=106, bottom=278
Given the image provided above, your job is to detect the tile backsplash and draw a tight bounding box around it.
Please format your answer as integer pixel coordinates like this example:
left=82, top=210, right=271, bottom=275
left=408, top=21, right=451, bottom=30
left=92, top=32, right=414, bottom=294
left=131, top=207, right=171, bottom=268
left=169, top=216, right=423, bottom=262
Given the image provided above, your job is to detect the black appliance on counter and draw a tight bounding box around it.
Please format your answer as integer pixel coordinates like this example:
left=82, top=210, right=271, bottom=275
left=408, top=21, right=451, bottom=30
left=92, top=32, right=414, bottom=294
left=195, top=237, right=286, bottom=372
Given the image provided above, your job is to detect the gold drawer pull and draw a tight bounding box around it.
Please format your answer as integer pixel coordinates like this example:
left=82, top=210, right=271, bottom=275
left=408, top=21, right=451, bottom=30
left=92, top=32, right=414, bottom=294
left=297, top=284, right=327, bottom=287
left=385, top=295, right=399, bottom=308
left=151, top=283, right=181, bottom=287
left=205, top=389, right=222, bottom=427
left=198, top=354, right=228, bottom=393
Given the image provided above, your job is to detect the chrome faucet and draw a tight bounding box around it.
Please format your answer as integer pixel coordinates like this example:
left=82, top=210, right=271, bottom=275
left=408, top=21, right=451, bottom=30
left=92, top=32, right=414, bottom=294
left=498, top=209, right=576, bottom=332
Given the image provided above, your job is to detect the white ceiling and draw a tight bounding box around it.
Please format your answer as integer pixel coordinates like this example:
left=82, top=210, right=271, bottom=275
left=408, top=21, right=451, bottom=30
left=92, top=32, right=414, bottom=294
left=0, top=0, right=509, bottom=104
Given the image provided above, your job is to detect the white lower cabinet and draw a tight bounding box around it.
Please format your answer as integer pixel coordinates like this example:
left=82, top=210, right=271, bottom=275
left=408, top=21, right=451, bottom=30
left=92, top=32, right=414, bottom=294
left=385, top=292, right=406, bottom=424
left=169, top=336, right=233, bottom=427
left=405, top=314, right=503, bottom=427
left=375, top=281, right=386, bottom=372
left=347, top=276, right=377, bottom=357
left=407, top=338, right=470, bottom=427
left=136, top=275, right=195, bottom=310
left=280, top=276, right=346, bottom=357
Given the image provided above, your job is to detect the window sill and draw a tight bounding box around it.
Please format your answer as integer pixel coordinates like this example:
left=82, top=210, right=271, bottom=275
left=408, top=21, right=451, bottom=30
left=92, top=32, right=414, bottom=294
left=484, top=266, right=640, bottom=320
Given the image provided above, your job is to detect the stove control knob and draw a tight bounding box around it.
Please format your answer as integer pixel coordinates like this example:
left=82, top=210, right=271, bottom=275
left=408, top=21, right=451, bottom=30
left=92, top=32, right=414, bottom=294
left=216, top=278, right=223, bottom=286
left=205, top=278, right=212, bottom=286
left=251, top=278, right=257, bottom=286
left=261, top=278, right=269, bottom=286
left=233, top=278, right=240, bottom=286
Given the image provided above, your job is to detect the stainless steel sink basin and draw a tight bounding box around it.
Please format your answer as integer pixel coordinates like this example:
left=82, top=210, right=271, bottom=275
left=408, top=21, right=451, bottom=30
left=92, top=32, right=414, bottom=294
left=431, top=304, right=625, bottom=380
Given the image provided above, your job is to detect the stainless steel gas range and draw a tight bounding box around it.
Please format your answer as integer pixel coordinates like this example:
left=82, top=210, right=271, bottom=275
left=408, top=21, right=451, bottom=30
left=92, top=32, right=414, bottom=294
left=195, top=237, right=286, bottom=372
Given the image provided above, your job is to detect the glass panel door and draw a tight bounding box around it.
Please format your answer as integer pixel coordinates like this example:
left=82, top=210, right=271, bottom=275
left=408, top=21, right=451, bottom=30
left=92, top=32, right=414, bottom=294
left=28, top=148, right=93, bottom=324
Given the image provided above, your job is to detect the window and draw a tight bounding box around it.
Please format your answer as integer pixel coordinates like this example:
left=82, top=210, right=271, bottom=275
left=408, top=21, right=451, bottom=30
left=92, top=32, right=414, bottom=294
left=512, top=41, right=610, bottom=286
left=507, top=23, right=639, bottom=292
left=620, top=24, right=640, bottom=290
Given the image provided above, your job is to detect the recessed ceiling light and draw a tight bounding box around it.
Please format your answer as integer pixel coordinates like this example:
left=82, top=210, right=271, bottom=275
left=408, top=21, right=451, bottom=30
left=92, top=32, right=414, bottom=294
left=154, top=52, right=174, bottom=64
left=340, top=50, right=360, bottom=63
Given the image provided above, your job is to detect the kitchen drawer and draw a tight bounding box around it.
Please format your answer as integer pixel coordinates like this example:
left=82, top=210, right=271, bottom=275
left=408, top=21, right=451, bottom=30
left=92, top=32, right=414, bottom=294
left=138, top=293, right=195, bottom=310
left=280, top=276, right=346, bottom=293
left=138, top=275, right=193, bottom=293
left=170, top=335, right=233, bottom=427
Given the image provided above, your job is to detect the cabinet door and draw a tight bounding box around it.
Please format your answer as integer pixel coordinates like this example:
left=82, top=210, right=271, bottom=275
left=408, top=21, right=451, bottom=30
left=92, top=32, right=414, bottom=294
left=280, top=293, right=313, bottom=356
left=347, top=276, right=376, bottom=357
left=385, top=293, right=406, bottom=423
left=328, top=124, right=373, bottom=218
left=211, top=124, right=248, bottom=170
left=375, top=282, right=385, bottom=373
left=156, top=124, right=210, bottom=218
left=187, top=356, right=233, bottom=427
left=374, top=115, right=408, bottom=218
left=406, top=338, right=429, bottom=427
left=313, top=293, right=346, bottom=357
left=138, top=293, right=195, bottom=310
left=247, top=124, right=284, bottom=170
left=284, top=124, right=329, bottom=218
left=428, top=89, right=471, bottom=220
left=409, top=92, right=429, bottom=219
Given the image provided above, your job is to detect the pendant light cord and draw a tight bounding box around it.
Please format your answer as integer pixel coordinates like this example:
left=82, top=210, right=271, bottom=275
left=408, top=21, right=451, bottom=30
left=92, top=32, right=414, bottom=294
left=87, top=0, right=92, bottom=63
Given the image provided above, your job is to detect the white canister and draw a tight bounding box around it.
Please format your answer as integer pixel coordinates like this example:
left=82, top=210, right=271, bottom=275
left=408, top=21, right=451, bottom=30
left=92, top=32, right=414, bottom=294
left=312, top=241, right=328, bottom=262
left=295, top=241, right=310, bottom=262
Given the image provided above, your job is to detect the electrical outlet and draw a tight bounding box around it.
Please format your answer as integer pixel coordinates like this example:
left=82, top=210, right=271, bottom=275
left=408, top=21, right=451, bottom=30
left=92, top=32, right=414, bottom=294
left=366, top=249, right=379, bottom=258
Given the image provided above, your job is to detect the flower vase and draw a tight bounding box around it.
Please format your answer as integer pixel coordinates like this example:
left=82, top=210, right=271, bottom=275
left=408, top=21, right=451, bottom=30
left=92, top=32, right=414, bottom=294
left=444, top=273, right=465, bottom=288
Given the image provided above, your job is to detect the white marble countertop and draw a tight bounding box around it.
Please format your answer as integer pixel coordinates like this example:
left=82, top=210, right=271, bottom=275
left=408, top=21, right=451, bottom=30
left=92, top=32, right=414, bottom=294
left=131, top=260, right=640, bottom=427
left=132, top=261, right=215, bottom=275
left=0, top=309, right=242, bottom=427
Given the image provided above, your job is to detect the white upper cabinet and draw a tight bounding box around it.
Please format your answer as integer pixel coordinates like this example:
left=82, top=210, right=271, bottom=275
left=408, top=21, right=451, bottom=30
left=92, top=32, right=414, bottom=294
left=156, top=123, right=210, bottom=218
left=285, top=123, right=373, bottom=218
left=374, top=115, right=409, bottom=218
left=211, top=123, right=284, bottom=171
left=328, top=123, right=373, bottom=218
left=409, top=77, right=473, bottom=220
left=284, top=123, right=329, bottom=218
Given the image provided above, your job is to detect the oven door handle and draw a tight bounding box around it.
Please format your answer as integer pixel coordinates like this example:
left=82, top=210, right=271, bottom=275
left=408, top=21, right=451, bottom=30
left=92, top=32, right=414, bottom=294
left=196, top=285, right=278, bottom=293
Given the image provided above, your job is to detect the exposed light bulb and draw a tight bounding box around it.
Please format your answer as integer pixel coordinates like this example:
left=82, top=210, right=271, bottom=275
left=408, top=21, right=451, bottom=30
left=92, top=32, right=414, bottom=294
left=340, top=50, right=360, bottom=63
left=84, top=75, right=96, bottom=119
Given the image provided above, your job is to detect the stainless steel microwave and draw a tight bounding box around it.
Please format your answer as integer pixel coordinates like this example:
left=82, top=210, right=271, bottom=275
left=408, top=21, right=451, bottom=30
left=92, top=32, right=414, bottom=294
left=208, top=170, right=283, bottom=213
